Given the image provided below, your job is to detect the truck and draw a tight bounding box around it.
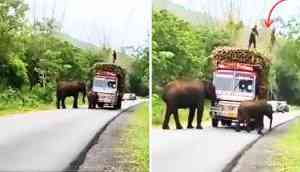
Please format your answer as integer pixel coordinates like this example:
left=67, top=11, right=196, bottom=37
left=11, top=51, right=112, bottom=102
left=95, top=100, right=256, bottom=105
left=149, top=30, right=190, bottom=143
left=91, top=63, right=126, bottom=109
left=210, top=47, right=271, bottom=127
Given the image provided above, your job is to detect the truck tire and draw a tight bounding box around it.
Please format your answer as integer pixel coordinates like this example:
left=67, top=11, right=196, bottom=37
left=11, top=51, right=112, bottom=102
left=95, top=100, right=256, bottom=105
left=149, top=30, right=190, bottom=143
left=97, top=103, right=104, bottom=109
left=285, top=106, right=289, bottom=112
left=212, top=118, right=218, bottom=127
left=221, top=120, right=232, bottom=127
left=226, top=120, right=232, bottom=127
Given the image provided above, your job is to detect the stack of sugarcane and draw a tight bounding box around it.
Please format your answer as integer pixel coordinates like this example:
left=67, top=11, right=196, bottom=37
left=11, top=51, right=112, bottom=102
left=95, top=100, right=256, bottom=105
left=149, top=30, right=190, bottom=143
left=92, top=63, right=126, bottom=94
left=212, top=47, right=271, bottom=99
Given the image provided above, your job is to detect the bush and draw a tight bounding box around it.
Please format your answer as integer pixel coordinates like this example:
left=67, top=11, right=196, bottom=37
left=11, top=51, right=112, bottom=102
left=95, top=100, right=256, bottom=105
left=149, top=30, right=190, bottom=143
left=152, top=94, right=165, bottom=125
left=0, top=85, right=54, bottom=112
left=129, top=73, right=149, bottom=97
left=7, top=57, right=29, bottom=88
left=31, top=85, right=54, bottom=103
left=128, top=48, right=149, bottom=97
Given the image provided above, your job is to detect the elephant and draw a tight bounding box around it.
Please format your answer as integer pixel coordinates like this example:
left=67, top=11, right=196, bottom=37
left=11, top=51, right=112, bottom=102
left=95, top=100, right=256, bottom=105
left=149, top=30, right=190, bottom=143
left=87, top=91, right=98, bottom=109
left=236, top=100, right=273, bottom=135
left=56, top=81, right=86, bottom=109
left=162, top=80, right=217, bottom=130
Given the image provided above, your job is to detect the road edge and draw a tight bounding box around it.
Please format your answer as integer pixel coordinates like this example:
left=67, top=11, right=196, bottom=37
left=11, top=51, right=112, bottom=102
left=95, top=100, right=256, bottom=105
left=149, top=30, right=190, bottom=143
left=222, top=115, right=300, bottom=172
left=63, top=100, right=146, bottom=172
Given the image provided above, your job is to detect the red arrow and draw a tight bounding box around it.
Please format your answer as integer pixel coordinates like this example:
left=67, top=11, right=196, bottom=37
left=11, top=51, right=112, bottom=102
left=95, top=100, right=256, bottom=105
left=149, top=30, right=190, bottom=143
left=264, top=0, right=287, bottom=28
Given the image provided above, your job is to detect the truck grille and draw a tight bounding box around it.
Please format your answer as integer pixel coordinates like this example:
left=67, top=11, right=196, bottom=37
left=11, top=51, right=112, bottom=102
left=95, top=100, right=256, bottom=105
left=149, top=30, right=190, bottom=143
left=211, top=101, right=240, bottom=118
left=97, top=93, right=115, bottom=103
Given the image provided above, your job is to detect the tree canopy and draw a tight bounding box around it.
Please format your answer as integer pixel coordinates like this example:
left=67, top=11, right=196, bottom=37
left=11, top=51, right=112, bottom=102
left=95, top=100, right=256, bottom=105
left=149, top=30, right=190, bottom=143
left=152, top=10, right=231, bottom=90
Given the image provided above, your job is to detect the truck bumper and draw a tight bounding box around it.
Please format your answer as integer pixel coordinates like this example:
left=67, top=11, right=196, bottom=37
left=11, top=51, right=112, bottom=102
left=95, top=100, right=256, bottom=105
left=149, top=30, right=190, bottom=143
left=210, top=101, right=240, bottom=121
left=96, top=93, right=118, bottom=105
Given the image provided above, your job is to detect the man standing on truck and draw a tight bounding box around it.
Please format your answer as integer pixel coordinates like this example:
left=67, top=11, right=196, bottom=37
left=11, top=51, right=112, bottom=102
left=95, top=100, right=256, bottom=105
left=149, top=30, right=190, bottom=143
left=248, top=25, right=259, bottom=49
left=112, top=50, right=117, bottom=64
left=269, top=28, right=276, bottom=52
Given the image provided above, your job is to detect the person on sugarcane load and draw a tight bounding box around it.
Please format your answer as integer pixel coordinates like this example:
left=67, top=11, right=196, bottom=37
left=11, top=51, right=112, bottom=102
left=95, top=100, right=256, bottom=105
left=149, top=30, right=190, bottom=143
left=112, top=50, right=117, bottom=63
left=248, top=25, right=259, bottom=49
left=270, top=28, right=276, bottom=51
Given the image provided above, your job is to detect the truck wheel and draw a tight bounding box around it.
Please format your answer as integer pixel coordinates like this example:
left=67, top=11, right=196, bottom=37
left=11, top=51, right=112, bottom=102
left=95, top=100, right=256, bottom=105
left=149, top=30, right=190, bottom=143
left=285, top=106, right=289, bottom=112
left=97, top=103, right=104, bottom=109
left=226, top=120, right=232, bottom=127
left=212, top=118, right=218, bottom=127
left=221, top=120, right=232, bottom=127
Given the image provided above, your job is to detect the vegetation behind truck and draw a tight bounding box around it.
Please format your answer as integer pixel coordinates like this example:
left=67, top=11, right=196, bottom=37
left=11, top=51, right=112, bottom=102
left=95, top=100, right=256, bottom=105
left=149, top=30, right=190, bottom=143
left=91, top=63, right=126, bottom=109
left=210, top=47, right=271, bottom=127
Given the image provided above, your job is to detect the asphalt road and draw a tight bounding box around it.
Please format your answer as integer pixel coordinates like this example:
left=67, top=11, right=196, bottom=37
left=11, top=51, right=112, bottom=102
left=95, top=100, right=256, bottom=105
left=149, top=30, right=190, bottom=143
left=151, top=111, right=299, bottom=172
left=0, top=99, right=142, bottom=171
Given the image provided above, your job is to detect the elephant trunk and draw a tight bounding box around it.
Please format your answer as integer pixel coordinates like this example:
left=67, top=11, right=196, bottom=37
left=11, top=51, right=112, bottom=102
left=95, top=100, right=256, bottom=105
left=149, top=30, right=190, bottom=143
left=82, top=87, right=86, bottom=104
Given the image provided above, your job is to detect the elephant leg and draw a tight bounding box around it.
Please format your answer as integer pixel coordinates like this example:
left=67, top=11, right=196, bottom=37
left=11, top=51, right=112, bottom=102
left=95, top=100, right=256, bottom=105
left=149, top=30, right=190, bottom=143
left=246, top=120, right=252, bottom=133
left=162, top=107, right=171, bottom=130
left=187, top=107, right=196, bottom=128
left=73, top=94, right=79, bottom=109
left=92, top=99, right=96, bottom=109
left=257, top=116, right=264, bottom=135
left=62, top=97, right=66, bottom=109
left=173, top=109, right=183, bottom=129
left=56, top=97, right=60, bottom=109
left=196, top=105, right=204, bottom=129
left=88, top=99, right=92, bottom=109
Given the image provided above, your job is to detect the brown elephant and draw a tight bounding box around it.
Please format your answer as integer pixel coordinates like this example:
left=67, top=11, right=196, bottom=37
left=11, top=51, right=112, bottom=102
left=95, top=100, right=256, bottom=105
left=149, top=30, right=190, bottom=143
left=87, top=91, right=98, bottom=109
left=162, top=80, right=217, bottom=130
left=56, top=81, right=86, bottom=109
left=236, top=100, right=273, bottom=135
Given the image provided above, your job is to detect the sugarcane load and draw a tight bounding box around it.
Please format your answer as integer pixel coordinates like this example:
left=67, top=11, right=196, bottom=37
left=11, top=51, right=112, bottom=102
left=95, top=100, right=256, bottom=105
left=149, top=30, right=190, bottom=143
left=210, top=47, right=271, bottom=127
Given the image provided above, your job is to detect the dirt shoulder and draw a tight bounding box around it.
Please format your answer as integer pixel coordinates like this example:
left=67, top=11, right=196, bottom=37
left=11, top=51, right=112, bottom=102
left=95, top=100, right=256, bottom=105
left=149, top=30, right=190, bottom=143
left=233, top=117, right=300, bottom=172
left=78, top=103, right=148, bottom=172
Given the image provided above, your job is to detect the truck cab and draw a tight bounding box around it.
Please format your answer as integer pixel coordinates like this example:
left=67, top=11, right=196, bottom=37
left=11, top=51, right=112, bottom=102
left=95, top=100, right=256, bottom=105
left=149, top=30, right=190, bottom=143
left=211, top=63, right=257, bottom=126
left=92, top=71, right=119, bottom=108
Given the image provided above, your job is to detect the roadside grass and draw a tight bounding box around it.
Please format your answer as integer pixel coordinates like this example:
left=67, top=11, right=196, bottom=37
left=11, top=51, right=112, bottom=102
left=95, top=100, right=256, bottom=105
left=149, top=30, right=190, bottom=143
left=272, top=118, right=300, bottom=172
left=119, top=102, right=149, bottom=172
left=289, top=105, right=300, bottom=112
left=0, top=103, right=54, bottom=117
left=152, top=94, right=211, bottom=128
left=0, top=95, right=86, bottom=117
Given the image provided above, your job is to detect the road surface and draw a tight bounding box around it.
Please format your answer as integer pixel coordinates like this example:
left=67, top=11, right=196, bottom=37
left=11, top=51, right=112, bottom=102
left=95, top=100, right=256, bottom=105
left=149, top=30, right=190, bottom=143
left=151, top=111, right=299, bottom=172
left=0, top=99, right=142, bottom=171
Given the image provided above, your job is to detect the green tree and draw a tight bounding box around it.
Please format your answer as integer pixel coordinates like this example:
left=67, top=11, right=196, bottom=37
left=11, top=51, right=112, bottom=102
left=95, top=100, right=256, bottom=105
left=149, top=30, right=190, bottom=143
left=0, top=0, right=28, bottom=88
left=272, top=19, right=300, bottom=104
left=152, top=10, right=230, bottom=91
left=129, top=47, right=149, bottom=96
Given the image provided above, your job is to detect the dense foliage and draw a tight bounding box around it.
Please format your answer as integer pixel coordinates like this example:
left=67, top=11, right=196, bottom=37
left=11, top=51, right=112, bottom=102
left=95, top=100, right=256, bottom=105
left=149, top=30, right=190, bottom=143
left=152, top=10, right=231, bottom=91
left=272, top=19, right=300, bottom=104
left=128, top=48, right=149, bottom=96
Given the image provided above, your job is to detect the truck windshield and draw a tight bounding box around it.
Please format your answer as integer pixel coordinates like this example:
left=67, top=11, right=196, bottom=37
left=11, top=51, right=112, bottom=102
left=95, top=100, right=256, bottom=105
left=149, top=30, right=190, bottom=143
left=214, top=74, right=234, bottom=91
left=214, top=71, right=256, bottom=101
left=93, top=78, right=117, bottom=92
